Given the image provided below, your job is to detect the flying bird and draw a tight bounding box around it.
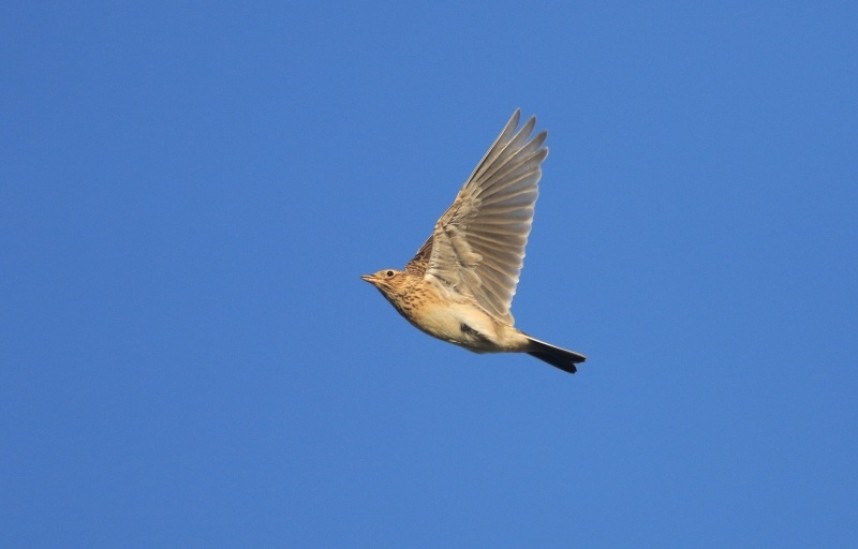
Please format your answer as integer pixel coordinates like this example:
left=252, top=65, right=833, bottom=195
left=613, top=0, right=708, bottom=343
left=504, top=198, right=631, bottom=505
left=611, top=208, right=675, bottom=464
left=362, top=110, right=586, bottom=374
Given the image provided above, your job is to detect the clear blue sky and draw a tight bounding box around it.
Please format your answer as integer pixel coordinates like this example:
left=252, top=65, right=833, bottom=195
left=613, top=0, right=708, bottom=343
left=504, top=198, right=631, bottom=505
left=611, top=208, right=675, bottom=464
left=2, top=2, right=857, bottom=547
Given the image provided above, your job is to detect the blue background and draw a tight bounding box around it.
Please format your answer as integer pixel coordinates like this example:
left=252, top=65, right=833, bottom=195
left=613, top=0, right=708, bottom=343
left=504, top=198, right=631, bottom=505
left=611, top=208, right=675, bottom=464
left=3, top=2, right=856, bottom=547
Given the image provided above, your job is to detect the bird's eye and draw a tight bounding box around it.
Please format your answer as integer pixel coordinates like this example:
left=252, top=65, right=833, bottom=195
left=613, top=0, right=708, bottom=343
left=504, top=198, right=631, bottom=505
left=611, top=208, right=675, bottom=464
left=385, top=270, right=395, bottom=278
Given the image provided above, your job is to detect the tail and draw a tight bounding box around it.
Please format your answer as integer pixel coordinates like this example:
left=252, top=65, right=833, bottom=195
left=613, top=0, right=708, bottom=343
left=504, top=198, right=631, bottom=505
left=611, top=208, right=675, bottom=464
left=525, top=337, right=587, bottom=374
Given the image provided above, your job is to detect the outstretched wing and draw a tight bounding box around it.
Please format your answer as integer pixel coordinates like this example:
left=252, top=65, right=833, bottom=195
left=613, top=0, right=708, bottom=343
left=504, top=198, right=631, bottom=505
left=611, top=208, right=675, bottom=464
left=405, top=109, right=547, bottom=324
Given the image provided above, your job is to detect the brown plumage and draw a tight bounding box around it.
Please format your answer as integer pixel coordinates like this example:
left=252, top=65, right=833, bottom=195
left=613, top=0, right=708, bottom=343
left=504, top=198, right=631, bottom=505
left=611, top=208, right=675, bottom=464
left=362, top=110, right=586, bottom=374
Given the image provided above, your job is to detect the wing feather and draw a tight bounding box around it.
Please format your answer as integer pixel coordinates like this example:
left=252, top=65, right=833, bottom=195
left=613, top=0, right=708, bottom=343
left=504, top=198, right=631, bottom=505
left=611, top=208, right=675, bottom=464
left=405, top=109, right=548, bottom=324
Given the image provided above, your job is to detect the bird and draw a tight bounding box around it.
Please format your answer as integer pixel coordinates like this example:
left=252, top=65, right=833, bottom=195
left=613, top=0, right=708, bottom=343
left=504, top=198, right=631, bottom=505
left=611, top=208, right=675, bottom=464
left=362, top=110, right=586, bottom=374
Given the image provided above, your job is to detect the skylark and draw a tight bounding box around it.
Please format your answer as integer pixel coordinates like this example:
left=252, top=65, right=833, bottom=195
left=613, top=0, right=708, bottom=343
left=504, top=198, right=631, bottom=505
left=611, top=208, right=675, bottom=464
left=362, top=110, right=586, bottom=374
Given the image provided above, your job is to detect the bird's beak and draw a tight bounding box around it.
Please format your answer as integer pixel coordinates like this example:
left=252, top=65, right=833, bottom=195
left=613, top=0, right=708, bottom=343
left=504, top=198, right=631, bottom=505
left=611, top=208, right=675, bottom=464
left=360, top=274, right=375, bottom=284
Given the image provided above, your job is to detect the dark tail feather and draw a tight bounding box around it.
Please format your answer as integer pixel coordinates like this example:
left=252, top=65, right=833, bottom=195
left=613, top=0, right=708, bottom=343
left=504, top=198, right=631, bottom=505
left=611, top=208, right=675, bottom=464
left=526, top=337, right=586, bottom=374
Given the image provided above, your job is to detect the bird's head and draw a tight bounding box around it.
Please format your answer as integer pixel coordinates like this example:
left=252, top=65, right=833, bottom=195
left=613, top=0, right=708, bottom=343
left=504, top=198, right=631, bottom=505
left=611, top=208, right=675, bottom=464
left=361, top=269, right=408, bottom=297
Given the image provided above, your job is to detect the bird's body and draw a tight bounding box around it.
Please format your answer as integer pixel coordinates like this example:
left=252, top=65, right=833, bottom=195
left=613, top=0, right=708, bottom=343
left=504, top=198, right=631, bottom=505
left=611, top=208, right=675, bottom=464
left=362, top=110, right=586, bottom=374
left=364, top=270, right=529, bottom=352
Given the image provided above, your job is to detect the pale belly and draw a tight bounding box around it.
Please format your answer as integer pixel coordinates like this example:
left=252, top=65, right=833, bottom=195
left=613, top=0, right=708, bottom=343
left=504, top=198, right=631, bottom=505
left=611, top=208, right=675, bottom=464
left=407, top=301, right=522, bottom=353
